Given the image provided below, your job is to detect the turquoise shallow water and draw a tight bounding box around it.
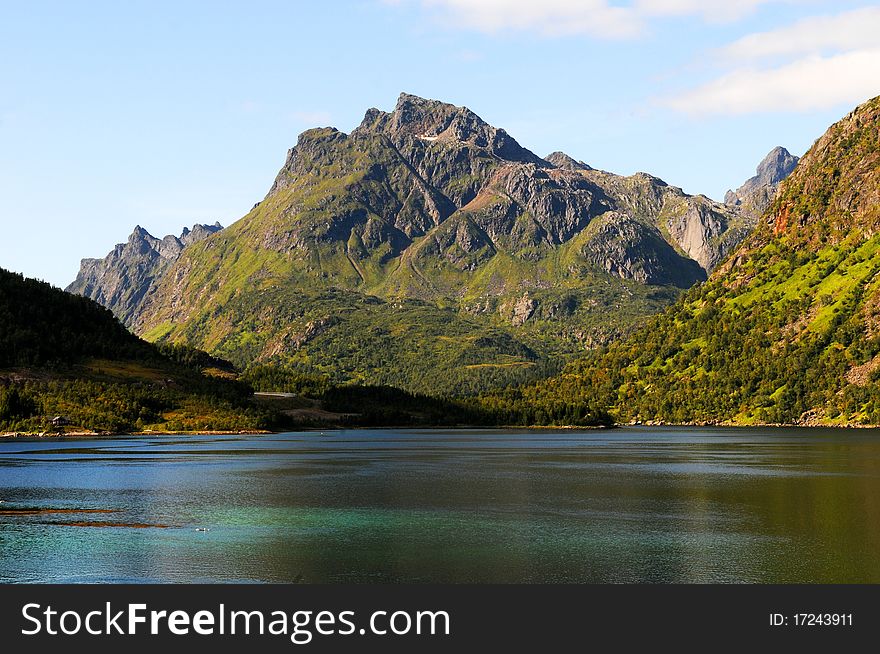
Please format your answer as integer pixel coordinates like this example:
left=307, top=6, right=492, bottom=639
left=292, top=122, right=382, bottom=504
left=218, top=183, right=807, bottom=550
left=1, top=427, right=880, bottom=583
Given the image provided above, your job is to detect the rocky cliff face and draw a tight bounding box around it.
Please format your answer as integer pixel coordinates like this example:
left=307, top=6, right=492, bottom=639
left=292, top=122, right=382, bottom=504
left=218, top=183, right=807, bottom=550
left=725, top=146, right=799, bottom=220
left=67, top=222, right=222, bottom=325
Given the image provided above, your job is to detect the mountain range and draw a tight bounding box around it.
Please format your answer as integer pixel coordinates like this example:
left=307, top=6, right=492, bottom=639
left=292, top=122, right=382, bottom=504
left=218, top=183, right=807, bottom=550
left=68, top=93, right=792, bottom=394
left=13, top=91, right=880, bottom=428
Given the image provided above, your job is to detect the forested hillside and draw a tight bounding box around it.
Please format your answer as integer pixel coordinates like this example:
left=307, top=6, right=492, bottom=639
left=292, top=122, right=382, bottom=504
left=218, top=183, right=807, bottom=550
left=0, top=268, right=268, bottom=433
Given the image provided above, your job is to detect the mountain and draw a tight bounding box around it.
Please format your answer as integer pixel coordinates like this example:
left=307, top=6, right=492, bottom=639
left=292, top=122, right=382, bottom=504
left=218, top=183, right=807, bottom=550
left=725, top=146, right=799, bottom=219
left=504, top=95, right=880, bottom=426
left=75, top=94, right=753, bottom=394
left=0, top=266, right=266, bottom=434
left=67, top=222, right=223, bottom=325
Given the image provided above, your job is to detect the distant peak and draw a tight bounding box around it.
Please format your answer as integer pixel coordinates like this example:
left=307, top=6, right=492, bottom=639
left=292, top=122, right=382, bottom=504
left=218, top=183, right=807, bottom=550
left=130, top=225, right=153, bottom=239
left=545, top=151, right=593, bottom=171
left=185, top=222, right=223, bottom=234
left=180, top=222, right=223, bottom=246
left=395, top=92, right=465, bottom=114
left=756, top=146, right=798, bottom=184
left=766, top=145, right=792, bottom=158
left=356, top=92, right=545, bottom=166
left=725, top=145, right=799, bottom=212
left=369, top=92, right=485, bottom=137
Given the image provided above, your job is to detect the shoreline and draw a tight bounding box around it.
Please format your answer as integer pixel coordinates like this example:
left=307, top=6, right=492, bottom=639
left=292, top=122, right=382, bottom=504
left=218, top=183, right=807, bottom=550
left=4, top=421, right=880, bottom=440
left=0, top=429, right=274, bottom=440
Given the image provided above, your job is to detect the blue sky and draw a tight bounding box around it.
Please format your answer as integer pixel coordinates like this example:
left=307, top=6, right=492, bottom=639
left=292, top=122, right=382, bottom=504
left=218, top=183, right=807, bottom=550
left=1, top=0, right=879, bottom=287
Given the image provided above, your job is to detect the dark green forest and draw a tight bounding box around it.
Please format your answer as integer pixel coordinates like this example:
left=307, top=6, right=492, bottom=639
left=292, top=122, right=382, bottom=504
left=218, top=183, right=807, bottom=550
left=0, top=269, right=153, bottom=366
left=0, top=268, right=271, bottom=433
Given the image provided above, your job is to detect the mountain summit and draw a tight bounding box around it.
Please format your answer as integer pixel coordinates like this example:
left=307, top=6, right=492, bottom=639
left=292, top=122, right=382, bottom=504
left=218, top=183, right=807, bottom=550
left=70, top=94, right=759, bottom=393
left=725, top=146, right=799, bottom=218
left=67, top=222, right=223, bottom=325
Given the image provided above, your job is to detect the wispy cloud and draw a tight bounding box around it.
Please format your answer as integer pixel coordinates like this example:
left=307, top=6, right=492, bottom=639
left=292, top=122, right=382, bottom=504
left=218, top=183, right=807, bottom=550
left=386, top=0, right=880, bottom=116
left=665, top=49, right=880, bottom=115
left=717, top=6, right=880, bottom=61
left=421, top=0, right=642, bottom=39
left=636, top=0, right=799, bottom=23
left=661, top=6, right=880, bottom=115
left=392, top=0, right=791, bottom=39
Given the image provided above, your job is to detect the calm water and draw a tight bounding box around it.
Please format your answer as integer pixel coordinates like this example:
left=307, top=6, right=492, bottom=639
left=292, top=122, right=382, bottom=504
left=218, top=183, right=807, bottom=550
left=1, top=427, right=880, bottom=583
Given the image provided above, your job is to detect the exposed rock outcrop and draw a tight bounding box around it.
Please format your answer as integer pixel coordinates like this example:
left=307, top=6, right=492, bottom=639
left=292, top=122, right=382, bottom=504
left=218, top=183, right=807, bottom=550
left=545, top=151, right=593, bottom=171
left=67, top=222, right=222, bottom=325
left=725, top=146, right=799, bottom=219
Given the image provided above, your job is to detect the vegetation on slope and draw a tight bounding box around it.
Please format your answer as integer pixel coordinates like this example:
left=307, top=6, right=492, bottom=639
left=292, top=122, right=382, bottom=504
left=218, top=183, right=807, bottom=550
left=0, top=268, right=611, bottom=432
left=495, top=96, right=880, bottom=426
left=245, top=366, right=612, bottom=428
left=0, top=268, right=270, bottom=433
left=0, top=268, right=153, bottom=367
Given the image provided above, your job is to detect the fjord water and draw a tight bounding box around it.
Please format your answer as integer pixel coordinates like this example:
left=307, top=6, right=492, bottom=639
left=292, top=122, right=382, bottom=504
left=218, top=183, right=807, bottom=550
left=1, top=428, right=879, bottom=584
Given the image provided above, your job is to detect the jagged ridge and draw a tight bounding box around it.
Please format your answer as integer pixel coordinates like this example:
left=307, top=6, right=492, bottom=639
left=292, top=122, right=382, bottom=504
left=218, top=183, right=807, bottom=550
left=67, top=222, right=223, bottom=325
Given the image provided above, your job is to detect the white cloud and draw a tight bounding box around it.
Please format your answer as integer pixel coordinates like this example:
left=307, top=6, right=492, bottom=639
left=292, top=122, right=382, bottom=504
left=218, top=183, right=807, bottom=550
left=636, top=0, right=799, bottom=23
left=387, top=0, right=880, bottom=116
left=663, top=49, right=880, bottom=115
left=398, top=0, right=792, bottom=39
left=422, top=0, right=643, bottom=39
left=661, top=6, right=880, bottom=115
left=718, top=6, right=880, bottom=61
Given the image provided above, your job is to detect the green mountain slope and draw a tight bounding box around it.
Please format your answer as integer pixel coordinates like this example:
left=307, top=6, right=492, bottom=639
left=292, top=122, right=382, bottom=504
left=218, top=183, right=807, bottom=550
left=125, top=94, right=753, bottom=394
left=503, top=95, right=880, bottom=425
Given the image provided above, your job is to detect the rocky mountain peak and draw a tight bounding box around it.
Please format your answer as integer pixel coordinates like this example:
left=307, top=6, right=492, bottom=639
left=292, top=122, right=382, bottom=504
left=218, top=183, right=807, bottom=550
left=361, top=93, right=487, bottom=140
left=67, top=222, right=223, bottom=326
left=725, top=145, right=799, bottom=219
left=545, top=151, right=593, bottom=171
left=756, top=146, right=799, bottom=186
left=355, top=92, right=545, bottom=166
left=181, top=221, right=223, bottom=246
